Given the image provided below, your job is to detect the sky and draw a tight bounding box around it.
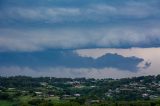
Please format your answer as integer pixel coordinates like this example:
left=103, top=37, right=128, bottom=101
left=0, top=0, right=160, bottom=78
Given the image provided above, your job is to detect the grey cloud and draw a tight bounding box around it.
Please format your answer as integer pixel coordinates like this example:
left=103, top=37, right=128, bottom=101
left=0, top=0, right=160, bottom=51
left=0, top=66, right=138, bottom=78
left=0, top=0, right=160, bottom=25
left=143, top=62, right=151, bottom=69
left=0, top=26, right=160, bottom=51
left=0, top=50, right=147, bottom=71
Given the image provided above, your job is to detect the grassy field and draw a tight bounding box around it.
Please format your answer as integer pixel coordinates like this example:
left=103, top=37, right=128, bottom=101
left=0, top=100, right=13, bottom=106
left=18, top=95, right=34, bottom=104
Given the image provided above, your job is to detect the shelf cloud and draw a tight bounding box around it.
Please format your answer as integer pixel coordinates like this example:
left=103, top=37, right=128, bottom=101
left=0, top=0, right=159, bottom=78
left=0, top=0, right=160, bottom=51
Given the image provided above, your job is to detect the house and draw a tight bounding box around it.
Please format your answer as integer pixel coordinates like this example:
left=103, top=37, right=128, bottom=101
left=61, top=94, right=71, bottom=99
left=142, top=93, right=149, bottom=98
left=90, top=100, right=100, bottom=103
left=105, top=92, right=112, bottom=97
left=74, top=94, right=81, bottom=97
left=35, top=91, right=43, bottom=96
left=49, top=94, right=54, bottom=97
left=8, top=88, right=16, bottom=90
left=90, top=86, right=96, bottom=88
left=138, top=87, right=146, bottom=90
left=40, top=82, right=48, bottom=86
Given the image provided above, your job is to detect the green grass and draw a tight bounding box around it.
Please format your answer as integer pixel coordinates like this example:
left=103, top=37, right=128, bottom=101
left=18, top=95, right=35, bottom=104
left=0, top=100, right=13, bottom=106
left=45, top=96, right=60, bottom=101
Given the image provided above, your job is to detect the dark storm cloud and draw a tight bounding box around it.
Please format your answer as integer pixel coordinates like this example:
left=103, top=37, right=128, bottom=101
left=0, top=50, right=145, bottom=71
left=0, top=0, right=160, bottom=51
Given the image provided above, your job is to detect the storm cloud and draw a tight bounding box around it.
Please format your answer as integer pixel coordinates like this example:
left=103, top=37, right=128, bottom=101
left=0, top=0, right=160, bottom=51
left=0, top=50, right=146, bottom=71
left=0, top=0, right=159, bottom=78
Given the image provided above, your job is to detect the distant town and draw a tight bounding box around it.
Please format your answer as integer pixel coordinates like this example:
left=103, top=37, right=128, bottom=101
left=0, top=75, right=160, bottom=106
